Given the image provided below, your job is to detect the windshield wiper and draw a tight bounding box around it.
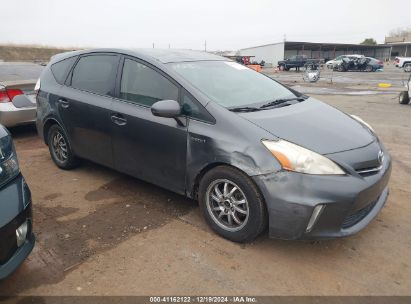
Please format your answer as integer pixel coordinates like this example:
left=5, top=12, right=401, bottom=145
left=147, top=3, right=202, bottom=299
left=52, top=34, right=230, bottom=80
left=259, top=96, right=307, bottom=109
left=229, top=106, right=261, bottom=112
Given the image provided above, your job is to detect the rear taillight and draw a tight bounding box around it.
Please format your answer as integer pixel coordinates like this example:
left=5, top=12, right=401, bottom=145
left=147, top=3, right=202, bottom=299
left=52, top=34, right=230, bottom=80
left=0, top=88, right=24, bottom=103
left=0, top=90, right=9, bottom=103
left=377, top=60, right=383, bottom=64
left=6, top=89, right=24, bottom=100
left=395, top=58, right=399, bottom=63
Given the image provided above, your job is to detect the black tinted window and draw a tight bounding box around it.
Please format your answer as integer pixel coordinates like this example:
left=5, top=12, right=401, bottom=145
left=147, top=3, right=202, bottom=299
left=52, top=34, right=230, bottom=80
left=51, top=56, right=77, bottom=84
left=120, top=59, right=178, bottom=107
left=71, top=55, right=118, bottom=95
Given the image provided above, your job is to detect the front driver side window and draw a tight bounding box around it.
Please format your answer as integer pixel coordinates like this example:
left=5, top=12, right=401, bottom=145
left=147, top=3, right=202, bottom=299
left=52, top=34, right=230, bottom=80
left=120, top=59, right=179, bottom=107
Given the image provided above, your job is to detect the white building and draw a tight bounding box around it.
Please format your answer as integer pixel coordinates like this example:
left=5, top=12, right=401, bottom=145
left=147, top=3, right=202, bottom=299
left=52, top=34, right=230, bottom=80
left=239, top=41, right=392, bottom=67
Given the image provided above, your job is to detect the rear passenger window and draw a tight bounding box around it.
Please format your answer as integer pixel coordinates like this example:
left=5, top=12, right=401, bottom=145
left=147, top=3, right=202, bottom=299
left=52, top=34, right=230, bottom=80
left=70, top=55, right=118, bottom=95
left=51, top=56, right=77, bottom=84
left=120, top=59, right=178, bottom=107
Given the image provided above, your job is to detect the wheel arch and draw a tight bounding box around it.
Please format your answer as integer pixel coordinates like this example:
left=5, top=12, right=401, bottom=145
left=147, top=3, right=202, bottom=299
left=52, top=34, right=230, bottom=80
left=42, top=117, right=65, bottom=145
left=189, top=162, right=264, bottom=203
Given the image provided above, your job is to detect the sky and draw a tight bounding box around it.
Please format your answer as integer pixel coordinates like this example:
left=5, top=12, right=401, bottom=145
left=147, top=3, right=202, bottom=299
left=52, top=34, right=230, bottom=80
left=1, top=0, right=410, bottom=51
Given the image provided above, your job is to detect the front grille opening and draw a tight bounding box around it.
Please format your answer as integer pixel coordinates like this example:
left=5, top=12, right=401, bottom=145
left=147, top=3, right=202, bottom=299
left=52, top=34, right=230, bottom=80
left=356, top=165, right=382, bottom=177
left=342, top=198, right=378, bottom=229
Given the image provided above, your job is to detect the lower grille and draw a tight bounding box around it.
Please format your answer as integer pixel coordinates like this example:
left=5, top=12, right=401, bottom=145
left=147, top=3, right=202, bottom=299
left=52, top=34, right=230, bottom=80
left=342, top=198, right=378, bottom=229
left=0, top=205, right=32, bottom=265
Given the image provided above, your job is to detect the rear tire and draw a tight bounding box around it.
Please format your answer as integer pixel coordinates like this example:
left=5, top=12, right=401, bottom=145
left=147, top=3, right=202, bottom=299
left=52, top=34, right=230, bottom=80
left=365, top=65, right=373, bottom=72
left=47, top=124, right=79, bottom=170
left=199, top=166, right=267, bottom=243
left=404, top=63, right=411, bottom=72
left=399, top=91, right=410, bottom=104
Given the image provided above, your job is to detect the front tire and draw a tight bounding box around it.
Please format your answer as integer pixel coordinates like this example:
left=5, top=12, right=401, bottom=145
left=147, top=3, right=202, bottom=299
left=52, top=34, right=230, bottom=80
left=199, top=166, right=267, bottom=243
left=47, top=124, right=79, bottom=170
left=337, top=65, right=345, bottom=72
left=399, top=91, right=410, bottom=104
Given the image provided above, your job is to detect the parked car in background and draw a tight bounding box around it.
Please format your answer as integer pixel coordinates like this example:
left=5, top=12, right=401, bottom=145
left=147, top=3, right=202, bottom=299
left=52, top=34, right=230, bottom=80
left=399, top=74, right=411, bottom=105
left=0, top=124, right=35, bottom=279
left=277, top=55, right=322, bottom=71
left=0, top=80, right=37, bottom=127
left=37, top=49, right=391, bottom=242
left=366, top=57, right=384, bottom=71
left=326, top=54, right=364, bottom=69
left=0, top=62, right=44, bottom=127
left=334, top=56, right=382, bottom=72
left=395, top=57, right=411, bottom=72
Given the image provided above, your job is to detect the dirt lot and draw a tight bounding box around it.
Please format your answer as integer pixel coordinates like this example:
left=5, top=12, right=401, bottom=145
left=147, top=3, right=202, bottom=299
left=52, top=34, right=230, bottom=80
left=0, top=45, right=70, bottom=62
left=0, top=66, right=410, bottom=296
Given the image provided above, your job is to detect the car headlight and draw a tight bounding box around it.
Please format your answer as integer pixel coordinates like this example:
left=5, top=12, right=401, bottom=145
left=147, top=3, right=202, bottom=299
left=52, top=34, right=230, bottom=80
left=0, top=135, right=20, bottom=187
left=350, top=115, right=374, bottom=132
left=262, top=139, right=345, bottom=175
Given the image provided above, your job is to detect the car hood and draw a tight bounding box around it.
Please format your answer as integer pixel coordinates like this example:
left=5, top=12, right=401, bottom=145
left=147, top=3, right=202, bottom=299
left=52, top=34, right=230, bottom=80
left=239, top=98, right=375, bottom=154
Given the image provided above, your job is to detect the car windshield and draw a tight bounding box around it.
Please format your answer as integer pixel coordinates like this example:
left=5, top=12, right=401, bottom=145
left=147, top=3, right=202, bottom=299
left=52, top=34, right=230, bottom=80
left=168, top=61, right=297, bottom=108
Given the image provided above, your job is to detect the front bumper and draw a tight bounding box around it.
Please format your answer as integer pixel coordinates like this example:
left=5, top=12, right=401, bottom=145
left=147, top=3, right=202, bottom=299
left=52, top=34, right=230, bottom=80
left=0, top=102, right=36, bottom=128
left=0, top=175, right=35, bottom=279
left=0, top=232, right=35, bottom=280
left=253, top=150, right=392, bottom=240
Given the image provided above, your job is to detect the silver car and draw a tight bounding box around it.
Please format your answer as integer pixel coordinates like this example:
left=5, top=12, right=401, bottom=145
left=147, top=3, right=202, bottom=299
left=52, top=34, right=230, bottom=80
left=0, top=79, right=37, bottom=127
left=0, top=61, right=44, bottom=127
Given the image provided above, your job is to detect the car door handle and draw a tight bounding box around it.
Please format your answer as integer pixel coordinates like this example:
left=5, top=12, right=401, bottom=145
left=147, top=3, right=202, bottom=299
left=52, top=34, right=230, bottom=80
left=59, top=98, right=70, bottom=109
left=111, top=114, right=127, bottom=126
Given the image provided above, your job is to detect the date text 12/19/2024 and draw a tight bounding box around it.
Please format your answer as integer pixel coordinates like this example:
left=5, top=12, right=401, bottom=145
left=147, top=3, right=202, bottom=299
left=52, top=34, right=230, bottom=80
left=149, top=296, right=257, bottom=303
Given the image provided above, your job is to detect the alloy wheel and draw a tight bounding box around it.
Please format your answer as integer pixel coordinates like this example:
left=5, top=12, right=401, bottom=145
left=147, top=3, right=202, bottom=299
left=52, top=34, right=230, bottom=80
left=206, top=179, right=249, bottom=232
left=52, top=131, right=68, bottom=162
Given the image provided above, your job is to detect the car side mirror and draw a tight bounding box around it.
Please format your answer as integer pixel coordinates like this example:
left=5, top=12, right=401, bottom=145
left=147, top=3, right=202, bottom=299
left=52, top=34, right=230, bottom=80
left=151, top=100, right=181, bottom=118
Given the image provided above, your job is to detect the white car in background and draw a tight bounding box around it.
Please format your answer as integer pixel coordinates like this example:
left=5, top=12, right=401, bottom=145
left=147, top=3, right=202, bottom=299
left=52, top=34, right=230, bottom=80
left=326, top=54, right=364, bottom=69
left=395, top=57, right=411, bottom=72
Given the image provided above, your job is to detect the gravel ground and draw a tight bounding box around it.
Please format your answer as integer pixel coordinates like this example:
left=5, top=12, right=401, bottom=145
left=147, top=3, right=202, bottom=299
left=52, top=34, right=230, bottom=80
left=0, top=64, right=410, bottom=296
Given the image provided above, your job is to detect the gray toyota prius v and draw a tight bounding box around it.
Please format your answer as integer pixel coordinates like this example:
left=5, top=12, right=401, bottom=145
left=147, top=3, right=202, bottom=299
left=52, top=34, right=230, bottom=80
left=36, top=49, right=391, bottom=242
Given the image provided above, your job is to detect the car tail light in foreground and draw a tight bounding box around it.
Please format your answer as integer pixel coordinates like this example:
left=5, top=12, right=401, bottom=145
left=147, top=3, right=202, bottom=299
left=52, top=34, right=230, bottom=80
left=377, top=60, right=383, bottom=65
left=0, top=88, right=24, bottom=103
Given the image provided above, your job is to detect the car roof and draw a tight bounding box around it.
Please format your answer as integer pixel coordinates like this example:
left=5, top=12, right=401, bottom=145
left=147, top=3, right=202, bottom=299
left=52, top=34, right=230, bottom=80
left=51, top=48, right=226, bottom=65
left=130, top=48, right=226, bottom=63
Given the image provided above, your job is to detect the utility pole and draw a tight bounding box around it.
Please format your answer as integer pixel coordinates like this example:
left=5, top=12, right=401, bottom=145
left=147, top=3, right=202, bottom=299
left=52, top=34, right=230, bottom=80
left=204, top=40, right=207, bottom=52
left=152, top=43, right=155, bottom=48
left=169, top=44, right=171, bottom=49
